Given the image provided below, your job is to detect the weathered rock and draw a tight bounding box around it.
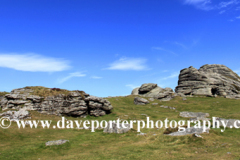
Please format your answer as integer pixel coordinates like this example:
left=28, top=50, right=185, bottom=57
left=179, top=111, right=210, bottom=121
left=151, top=103, right=158, bottom=105
left=225, top=94, right=240, bottom=99
left=45, top=140, right=69, bottom=146
left=160, top=105, right=176, bottom=110
left=0, top=87, right=113, bottom=117
left=131, top=87, right=140, bottom=95
left=134, top=97, right=149, bottom=105
left=215, top=118, right=240, bottom=128
left=85, top=96, right=113, bottom=117
left=131, top=84, right=174, bottom=101
left=175, top=64, right=240, bottom=97
left=139, top=83, right=157, bottom=92
left=103, top=122, right=131, bottom=134
left=167, top=127, right=210, bottom=136
left=0, top=108, right=30, bottom=121
left=176, top=93, right=186, bottom=97
left=159, top=97, right=172, bottom=102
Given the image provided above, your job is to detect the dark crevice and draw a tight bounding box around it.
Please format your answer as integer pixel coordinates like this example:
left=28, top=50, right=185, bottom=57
left=85, top=100, right=91, bottom=115
left=211, top=88, right=218, bottom=95
left=138, top=91, right=149, bottom=94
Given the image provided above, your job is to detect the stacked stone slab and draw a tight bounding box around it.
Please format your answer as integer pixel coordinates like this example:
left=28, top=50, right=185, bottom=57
left=175, top=64, right=240, bottom=97
left=0, top=87, right=113, bottom=117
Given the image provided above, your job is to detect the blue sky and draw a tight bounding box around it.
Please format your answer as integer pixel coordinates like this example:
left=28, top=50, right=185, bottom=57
left=0, top=0, right=240, bottom=97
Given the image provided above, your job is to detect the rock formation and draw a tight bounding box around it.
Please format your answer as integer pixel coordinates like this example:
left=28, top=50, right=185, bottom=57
left=175, top=64, right=240, bottom=97
left=0, top=87, right=113, bottom=117
left=131, top=83, right=175, bottom=101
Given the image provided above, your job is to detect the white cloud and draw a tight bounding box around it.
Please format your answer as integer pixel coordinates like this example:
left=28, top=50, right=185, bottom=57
left=219, top=10, right=226, bottom=14
left=184, top=0, right=213, bottom=10
left=236, top=15, right=240, bottom=18
left=106, top=57, right=148, bottom=71
left=58, top=72, right=86, bottom=84
left=126, top=84, right=139, bottom=89
left=152, top=47, right=177, bottom=55
left=184, top=0, right=240, bottom=11
left=219, top=0, right=239, bottom=8
left=0, top=53, right=70, bottom=72
left=162, top=72, right=179, bottom=80
left=91, top=76, right=102, bottom=79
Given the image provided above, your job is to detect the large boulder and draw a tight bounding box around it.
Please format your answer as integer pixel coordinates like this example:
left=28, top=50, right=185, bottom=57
left=131, top=83, right=174, bottom=101
left=0, top=87, right=113, bottom=117
left=175, top=64, right=240, bottom=97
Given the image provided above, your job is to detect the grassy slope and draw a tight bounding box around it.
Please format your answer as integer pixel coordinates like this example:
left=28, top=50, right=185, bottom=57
left=0, top=96, right=240, bottom=159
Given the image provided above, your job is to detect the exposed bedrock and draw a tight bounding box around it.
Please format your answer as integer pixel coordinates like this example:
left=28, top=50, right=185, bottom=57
left=0, top=87, right=113, bottom=117
left=175, top=64, right=240, bottom=97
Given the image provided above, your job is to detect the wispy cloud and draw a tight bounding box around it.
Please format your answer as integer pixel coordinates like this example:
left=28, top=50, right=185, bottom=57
left=219, top=0, right=239, bottom=8
left=126, top=84, right=139, bottom=89
left=106, top=57, right=148, bottom=71
left=184, top=0, right=213, bottom=10
left=58, top=72, right=86, bottom=84
left=91, top=76, right=102, bottom=79
left=0, top=53, right=70, bottom=72
left=236, top=15, right=240, bottom=18
left=183, top=0, right=240, bottom=12
left=174, top=41, right=188, bottom=49
left=161, top=72, right=179, bottom=80
left=152, top=47, right=177, bottom=55
left=219, top=10, right=226, bottom=14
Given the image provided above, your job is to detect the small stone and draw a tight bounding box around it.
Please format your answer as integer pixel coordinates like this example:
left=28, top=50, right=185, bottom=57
left=137, top=133, right=146, bottom=136
left=193, top=133, right=203, bottom=138
left=45, top=139, right=69, bottom=146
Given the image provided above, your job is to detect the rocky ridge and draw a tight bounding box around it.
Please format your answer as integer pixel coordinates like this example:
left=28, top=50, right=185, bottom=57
left=0, top=87, right=113, bottom=117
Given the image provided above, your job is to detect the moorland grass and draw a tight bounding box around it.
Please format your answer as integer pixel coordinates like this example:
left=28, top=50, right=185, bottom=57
left=0, top=96, right=240, bottom=159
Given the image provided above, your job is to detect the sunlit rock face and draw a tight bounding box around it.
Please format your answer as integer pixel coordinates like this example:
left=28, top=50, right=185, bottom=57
left=175, top=64, right=240, bottom=97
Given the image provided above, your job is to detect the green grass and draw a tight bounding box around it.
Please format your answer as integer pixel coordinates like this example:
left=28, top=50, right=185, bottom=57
left=22, top=86, right=86, bottom=98
left=1, top=96, right=240, bottom=159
